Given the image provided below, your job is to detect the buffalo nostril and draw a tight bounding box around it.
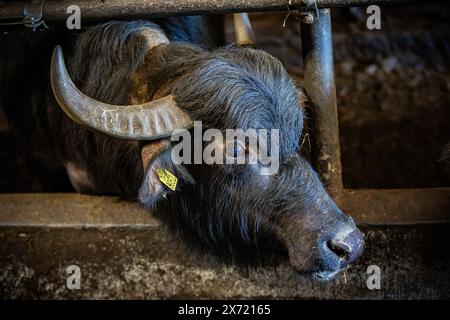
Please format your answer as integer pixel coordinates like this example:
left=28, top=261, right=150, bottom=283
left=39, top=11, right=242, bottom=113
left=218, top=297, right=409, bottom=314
left=326, top=229, right=365, bottom=267
left=326, top=240, right=350, bottom=261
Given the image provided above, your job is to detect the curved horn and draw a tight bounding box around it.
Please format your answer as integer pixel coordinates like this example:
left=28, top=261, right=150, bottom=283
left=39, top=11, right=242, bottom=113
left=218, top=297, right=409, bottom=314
left=233, top=13, right=255, bottom=46
left=50, top=45, right=192, bottom=140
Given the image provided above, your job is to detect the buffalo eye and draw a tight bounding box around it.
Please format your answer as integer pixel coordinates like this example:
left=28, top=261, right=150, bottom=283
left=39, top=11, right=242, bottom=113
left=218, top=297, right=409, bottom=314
left=225, top=140, right=246, bottom=159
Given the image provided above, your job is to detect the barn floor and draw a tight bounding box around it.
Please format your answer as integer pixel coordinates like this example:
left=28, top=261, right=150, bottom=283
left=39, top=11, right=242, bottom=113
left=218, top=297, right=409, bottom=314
left=1, top=5, right=450, bottom=299
left=1, top=194, right=449, bottom=299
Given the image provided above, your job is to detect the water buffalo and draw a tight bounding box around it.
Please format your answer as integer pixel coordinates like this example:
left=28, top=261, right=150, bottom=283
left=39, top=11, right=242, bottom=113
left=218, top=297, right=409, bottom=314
left=1, top=14, right=364, bottom=280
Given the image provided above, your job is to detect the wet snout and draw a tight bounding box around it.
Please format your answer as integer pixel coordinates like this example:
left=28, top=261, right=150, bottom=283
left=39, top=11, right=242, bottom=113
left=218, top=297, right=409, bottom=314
left=318, top=218, right=364, bottom=278
left=321, top=227, right=365, bottom=269
left=277, top=213, right=365, bottom=280
left=274, top=155, right=365, bottom=280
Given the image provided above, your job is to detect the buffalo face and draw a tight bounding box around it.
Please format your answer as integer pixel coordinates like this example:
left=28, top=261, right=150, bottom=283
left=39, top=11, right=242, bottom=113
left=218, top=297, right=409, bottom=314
left=139, top=47, right=364, bottom=280
left=51, top=39, right=363, bottom=279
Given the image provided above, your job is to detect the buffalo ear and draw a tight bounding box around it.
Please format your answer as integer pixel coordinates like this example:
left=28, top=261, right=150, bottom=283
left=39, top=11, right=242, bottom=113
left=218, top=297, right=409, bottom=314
left=138, top=140, right=194, bottom=208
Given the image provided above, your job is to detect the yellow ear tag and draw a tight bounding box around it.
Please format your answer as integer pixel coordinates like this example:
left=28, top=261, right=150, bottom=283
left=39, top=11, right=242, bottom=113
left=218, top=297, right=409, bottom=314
left=156, top=168, right=178, bottom=191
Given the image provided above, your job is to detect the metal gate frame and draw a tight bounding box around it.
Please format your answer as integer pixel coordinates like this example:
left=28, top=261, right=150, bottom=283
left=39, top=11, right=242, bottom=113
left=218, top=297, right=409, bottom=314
left=1, top=0, right=449, bottom=225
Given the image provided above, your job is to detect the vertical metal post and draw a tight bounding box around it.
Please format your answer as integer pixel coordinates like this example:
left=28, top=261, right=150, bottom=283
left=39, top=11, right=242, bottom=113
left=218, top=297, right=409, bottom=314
left=300, top=8, right=343, bottom=198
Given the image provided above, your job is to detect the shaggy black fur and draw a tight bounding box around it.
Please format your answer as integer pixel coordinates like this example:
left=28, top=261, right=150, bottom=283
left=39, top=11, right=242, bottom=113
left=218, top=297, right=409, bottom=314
left=1, top=17, right=361, bottom=274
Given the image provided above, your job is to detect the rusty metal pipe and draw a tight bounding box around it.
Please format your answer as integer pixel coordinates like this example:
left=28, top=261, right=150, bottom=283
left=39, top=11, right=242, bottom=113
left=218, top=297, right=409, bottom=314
left=0, top=0, right=443, bottom=23
left=301, top=9, right=343, bottom=197
left=0, top=189, right=448, bottom=227
left=339, top=188, right=450, bottom=225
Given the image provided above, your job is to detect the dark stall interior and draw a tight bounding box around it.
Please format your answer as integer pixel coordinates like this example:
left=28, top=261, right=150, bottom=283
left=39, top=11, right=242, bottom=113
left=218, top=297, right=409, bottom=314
left=233, top=6, right=450, bottom=190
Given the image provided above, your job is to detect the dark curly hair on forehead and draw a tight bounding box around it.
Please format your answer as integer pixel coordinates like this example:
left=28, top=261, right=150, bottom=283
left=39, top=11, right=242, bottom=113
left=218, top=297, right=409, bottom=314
left=147, top=43, right=303, bottom=156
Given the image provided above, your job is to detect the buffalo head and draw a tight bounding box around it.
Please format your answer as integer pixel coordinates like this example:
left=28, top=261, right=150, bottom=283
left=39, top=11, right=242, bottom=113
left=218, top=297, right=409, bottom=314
left=50, top=15, right=363, bottom=280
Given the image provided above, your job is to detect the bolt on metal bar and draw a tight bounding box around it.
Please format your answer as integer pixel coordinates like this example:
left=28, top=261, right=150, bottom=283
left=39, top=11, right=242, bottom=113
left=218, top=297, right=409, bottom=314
left=300, top=9, right=343, bottom=198
left=0, top=0, right=444, bottom=23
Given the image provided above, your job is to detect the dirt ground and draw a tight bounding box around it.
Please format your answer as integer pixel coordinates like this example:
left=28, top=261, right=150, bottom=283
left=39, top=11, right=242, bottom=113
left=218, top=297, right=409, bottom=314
left=0, top=4, right=449, bottom=191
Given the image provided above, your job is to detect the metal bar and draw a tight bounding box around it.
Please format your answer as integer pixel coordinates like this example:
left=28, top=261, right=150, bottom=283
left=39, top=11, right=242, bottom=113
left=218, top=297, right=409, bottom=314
left=0, top=193, right=156, bottom=227
left=0, top=0, right=444, bottom=23
left=301, top=9, right=343, bottom=197
left=297, top=0, right=447, bottom=8
left=1, top=190, right=448, bottom=227
left=338, top=188, right=450, bottom=225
